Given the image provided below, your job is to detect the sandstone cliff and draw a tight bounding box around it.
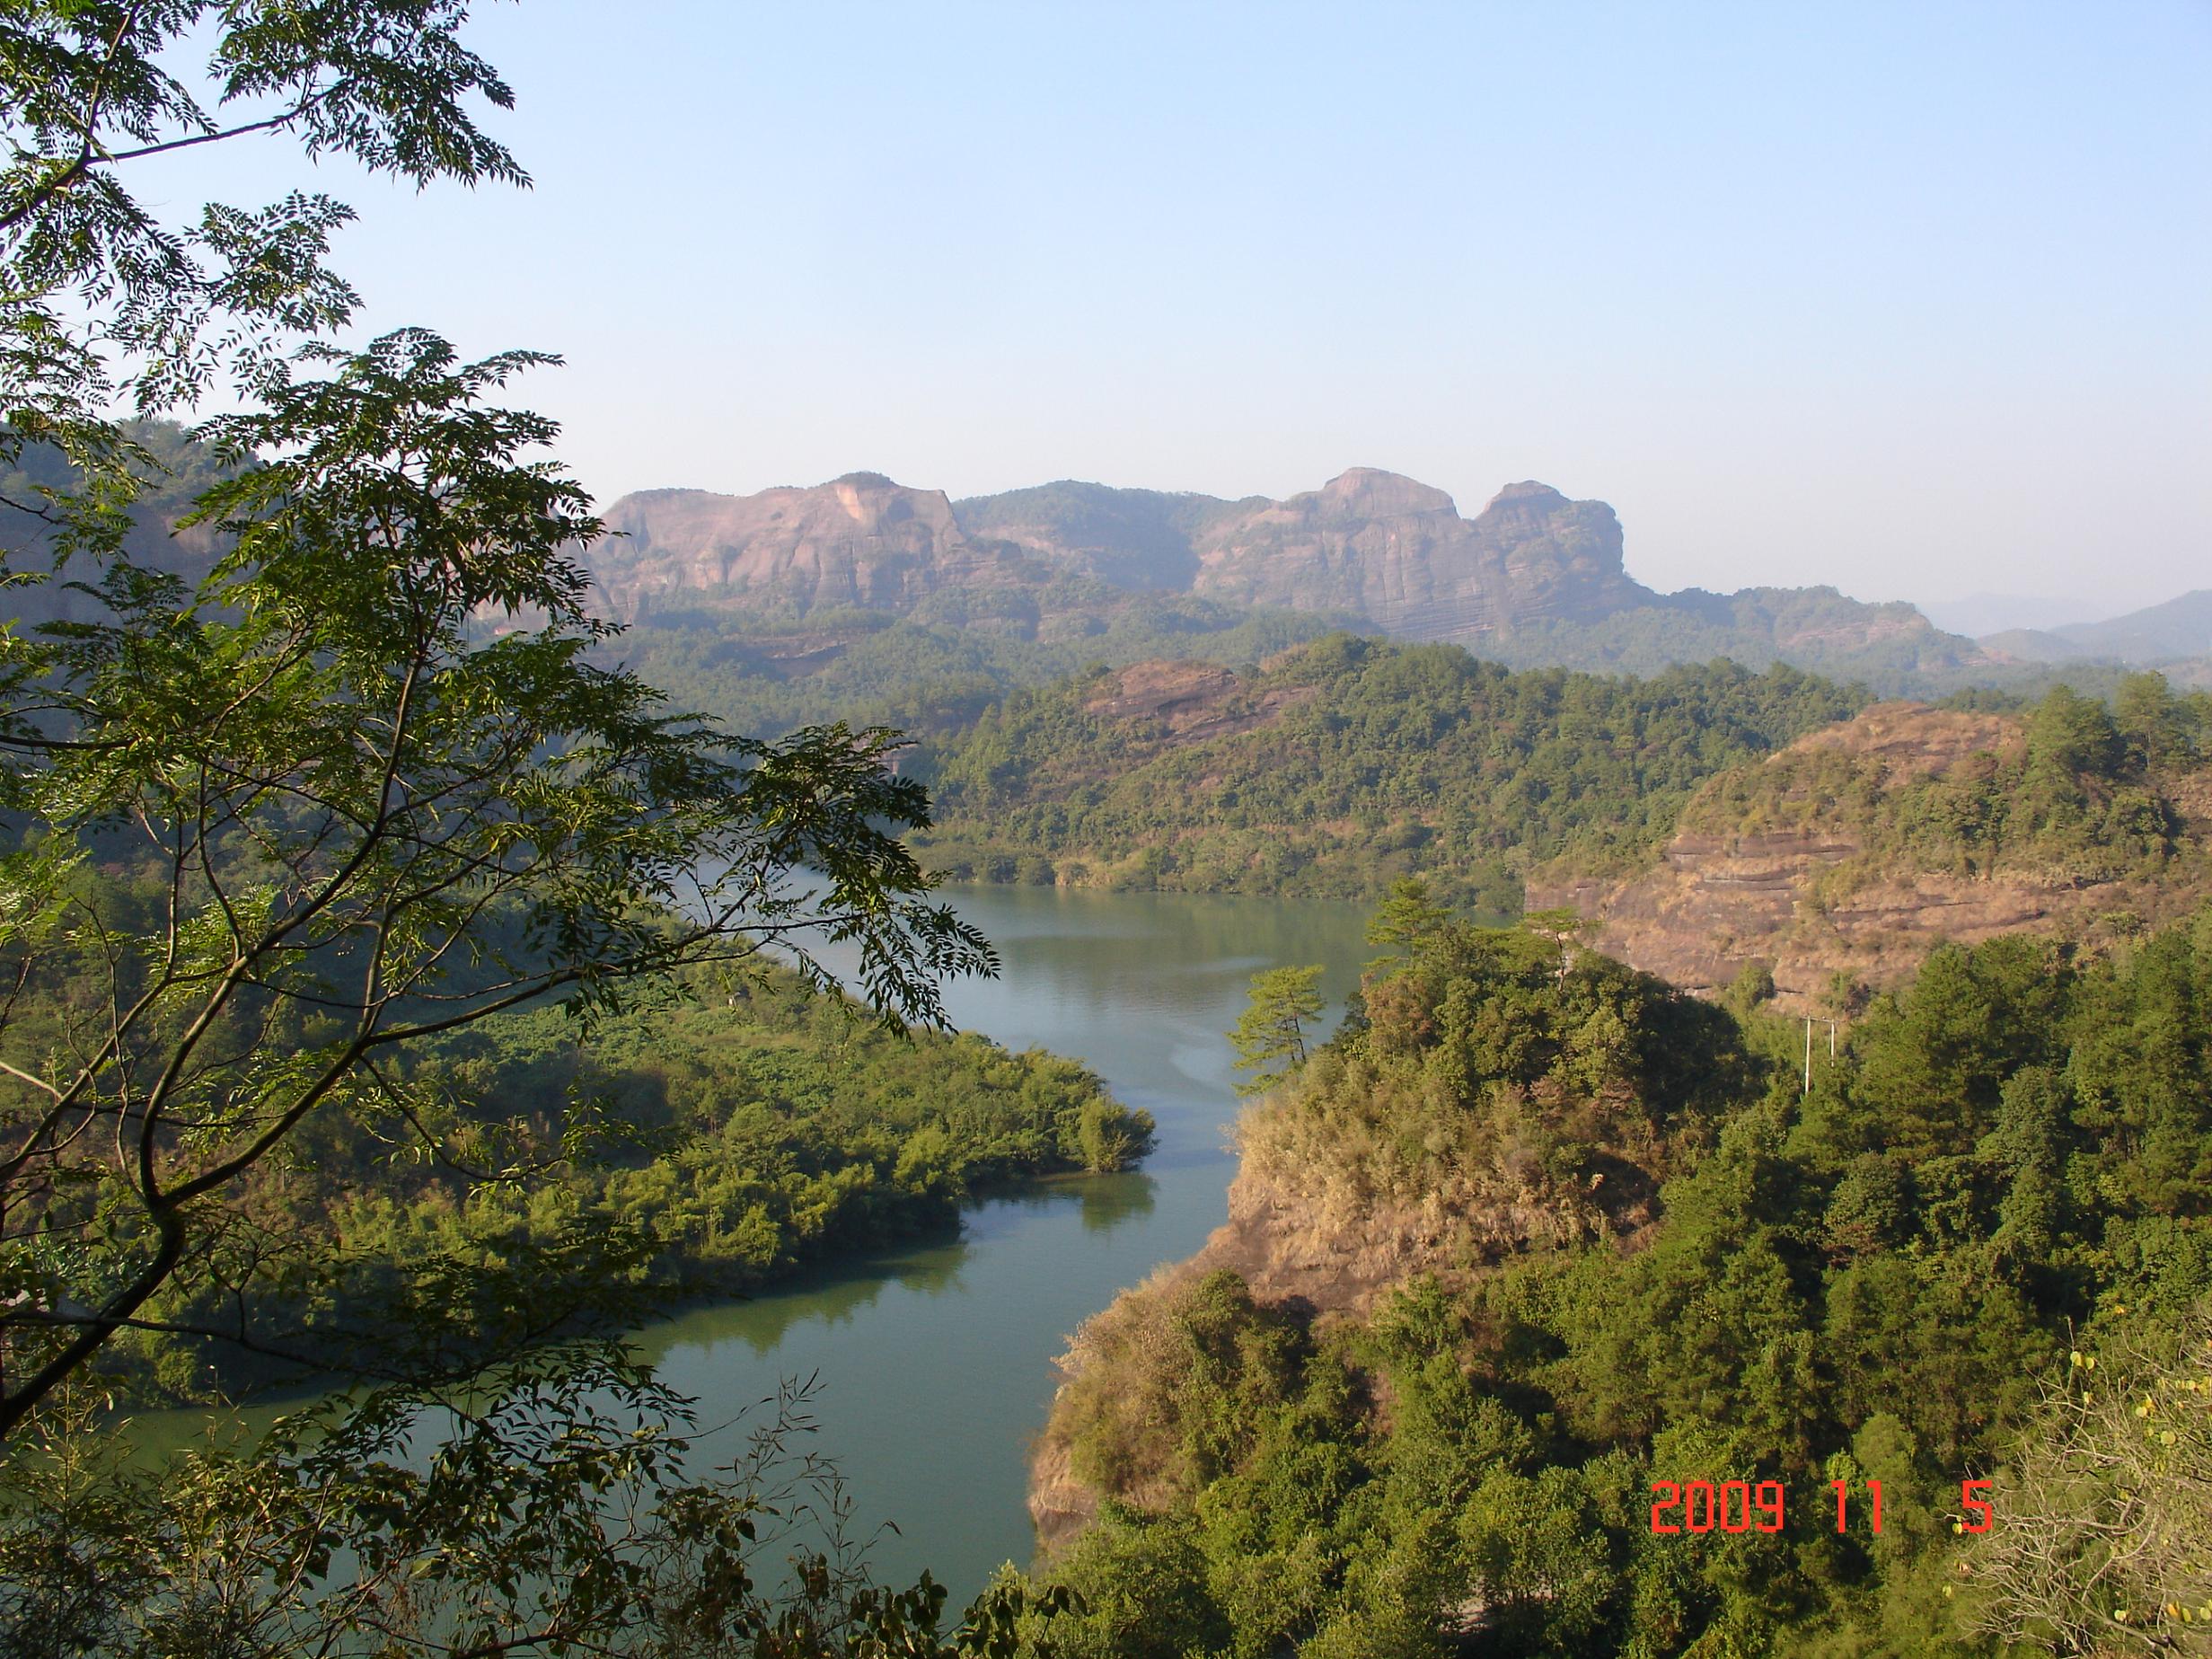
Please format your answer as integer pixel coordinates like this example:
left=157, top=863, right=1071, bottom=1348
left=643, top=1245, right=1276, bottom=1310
left=1027, top=937, right=1718, bottom=1551
left=587, top=467, right=1996, bottom=689
left=590, top=472, right=1034, bottom=622
left=1185, top=473, right=1652, bottom=639
left=1027, top=1143, right=1648, bottom=1552
left=591, top=470, right=1654, bottom=641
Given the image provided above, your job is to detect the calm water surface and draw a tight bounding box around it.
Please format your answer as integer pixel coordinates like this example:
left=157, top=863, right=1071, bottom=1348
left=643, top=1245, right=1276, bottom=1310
left=645, top=886, right=1379, bottom=1600
left=130, top=887, right=1381, bottom=1605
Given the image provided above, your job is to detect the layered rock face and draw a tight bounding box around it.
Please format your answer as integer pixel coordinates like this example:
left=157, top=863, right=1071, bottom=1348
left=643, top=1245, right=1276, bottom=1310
left=590, top=472, right=1025, bottom=621
left=586, top=468, right=1656, bottom=638
left=1529, top=702, right=2212, bottom=1006
left=1184, top=472, right=1653, bottom=638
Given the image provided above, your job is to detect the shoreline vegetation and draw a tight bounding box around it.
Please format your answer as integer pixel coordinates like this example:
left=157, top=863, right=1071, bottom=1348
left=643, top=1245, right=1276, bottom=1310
left=1013, top=896, right=2212, bottom=1656
left=100, top=966, right=1154, bottom=1408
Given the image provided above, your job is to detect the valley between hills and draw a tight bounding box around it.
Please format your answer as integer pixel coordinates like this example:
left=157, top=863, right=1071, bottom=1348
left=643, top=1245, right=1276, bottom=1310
left=12, top=428, right=2212, bottom=1657
left=12, top=11, right=2208, bottom=1655
left=553, top=461, right=2212, bottom=1009
left=576, top=461, right=2212, bottom=1654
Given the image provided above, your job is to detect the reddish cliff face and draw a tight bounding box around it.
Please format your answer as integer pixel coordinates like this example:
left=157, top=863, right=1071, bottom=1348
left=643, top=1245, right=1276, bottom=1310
left=1185, top=472, right=1652, bottom=640
left=585, top=469, right=1657, bottom=638
left=590, top=473, right=1027, bottom=621
left=1529, top=703, right=2212, bottom=1006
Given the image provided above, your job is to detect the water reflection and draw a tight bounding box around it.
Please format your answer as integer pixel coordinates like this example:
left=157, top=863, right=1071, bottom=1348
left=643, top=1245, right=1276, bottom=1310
left=1077, top=1171, right=1156, bottom=1235
left=128, top=887, right=1382, bottom=1605
left=614, top=887, right=1384, bottom=1597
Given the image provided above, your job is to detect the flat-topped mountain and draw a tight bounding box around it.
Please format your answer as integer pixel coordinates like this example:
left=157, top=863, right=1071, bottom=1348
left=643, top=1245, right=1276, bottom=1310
left=595, top=465, right=1655, bottom=643
left=592, top=472, right=1040, bottom=621
left=585, top=465, right=2015, bottom=693
left=1182, top=473, right=1652, bottom=636
left=4, top=431, right=2012, bottom=696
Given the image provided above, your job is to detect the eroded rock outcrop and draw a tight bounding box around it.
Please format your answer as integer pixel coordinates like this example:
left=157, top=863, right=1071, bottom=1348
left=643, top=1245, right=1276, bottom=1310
left=1529, top=702, right=2212, bottom=1005
left=1185, top=473, right=1652, bottom=640
left=586, top=469, right=1658, bottom=640
left=590, top=472, right=1027, bottom=621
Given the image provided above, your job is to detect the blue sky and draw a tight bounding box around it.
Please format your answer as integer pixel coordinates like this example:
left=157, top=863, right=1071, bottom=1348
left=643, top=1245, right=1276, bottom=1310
left=153, top=1, right=2208, bottom=613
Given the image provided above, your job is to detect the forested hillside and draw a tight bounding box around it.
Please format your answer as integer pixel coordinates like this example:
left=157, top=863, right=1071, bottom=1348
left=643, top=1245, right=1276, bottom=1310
left=1537, top=675, right=2212, bottom=1003
left=602, top=593, right=1354, bottom=738
left=1018, top=903, right=2212, bottom=1657
left=67, top=965, right=1152, bottom=1403
left=909, top=635, right=1867, bottom=909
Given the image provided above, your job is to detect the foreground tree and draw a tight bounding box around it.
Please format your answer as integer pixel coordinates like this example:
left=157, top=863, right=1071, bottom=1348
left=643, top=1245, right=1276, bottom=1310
left=0, top=1346, right=1071, bottom=1658
left=0, top=0, right=989, bottom=1442
left=1973, top=1313, right=2212, bottom=1655
left=0, top=6, right=1063, bottom=1653
left=0, top=328, right=997, bottom=1431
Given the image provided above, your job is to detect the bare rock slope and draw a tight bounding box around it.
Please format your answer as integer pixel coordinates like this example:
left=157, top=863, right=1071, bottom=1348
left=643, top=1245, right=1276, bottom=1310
left=591, top=472, right=1030, bottom=621
left=591, top=469, right=1654, bottom=641
left=1529, top=702, right=2212, bottom=1005
left=1184, top=473, right=1651, bottom=639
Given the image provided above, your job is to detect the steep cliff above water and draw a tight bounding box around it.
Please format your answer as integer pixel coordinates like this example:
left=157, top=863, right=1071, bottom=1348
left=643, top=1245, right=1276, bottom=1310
left=1019, top=893, right=2212, bottom=1655
left=1027, top=922, right=1750, bottom=1550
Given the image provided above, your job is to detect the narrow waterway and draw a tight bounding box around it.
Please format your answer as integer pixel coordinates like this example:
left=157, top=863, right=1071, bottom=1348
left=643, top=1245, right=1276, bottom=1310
left=632, top=885, right=1381, bottom=1602
left=124, top=886, right=1385, bottom=1605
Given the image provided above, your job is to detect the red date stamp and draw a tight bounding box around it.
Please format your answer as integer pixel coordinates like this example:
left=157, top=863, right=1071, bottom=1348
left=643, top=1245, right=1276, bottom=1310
left=1649, top=1478, right=1993, bottom=1535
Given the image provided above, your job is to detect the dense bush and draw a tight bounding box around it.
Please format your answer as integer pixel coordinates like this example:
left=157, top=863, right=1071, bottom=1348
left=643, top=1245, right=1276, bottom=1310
left=1680, top=675, right=2212, bottom=893
left=1021, top=902, right=2212, bottom=1656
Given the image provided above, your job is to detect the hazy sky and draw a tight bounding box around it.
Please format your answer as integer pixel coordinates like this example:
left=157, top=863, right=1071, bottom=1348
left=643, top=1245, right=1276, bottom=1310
left=152, top=1, right=2208, bottom=613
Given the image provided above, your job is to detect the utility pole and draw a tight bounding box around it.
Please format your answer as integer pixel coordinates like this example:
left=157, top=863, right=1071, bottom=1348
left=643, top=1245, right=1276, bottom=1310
left=1803, top=1018, right=1812, bottom=1096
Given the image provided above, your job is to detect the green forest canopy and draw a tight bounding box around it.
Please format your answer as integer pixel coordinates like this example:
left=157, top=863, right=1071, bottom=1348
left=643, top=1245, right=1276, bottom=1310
left=909, top=635, right=1869, bottom=905
left=1023, top=900, right=2212, bottom=1657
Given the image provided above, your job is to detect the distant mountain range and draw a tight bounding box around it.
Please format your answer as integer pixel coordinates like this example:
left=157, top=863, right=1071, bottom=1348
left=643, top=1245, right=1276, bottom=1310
left=1917, top=592, right=2097, bottom=638
left=1977, top=590, right=2212, bottom=667
left=9, top=433, right=2201, bottom=698
left=592, top=469, right=1998, bottom=690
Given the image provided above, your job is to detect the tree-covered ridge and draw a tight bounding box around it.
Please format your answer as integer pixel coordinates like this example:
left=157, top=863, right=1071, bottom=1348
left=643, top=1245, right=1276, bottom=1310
left=1478, top=584, right=1996, bottom=695
left=1523, top=675, right=2212, bottom=1006
left=1675, top=679, right=2212, bottom=887
left=1019, top=904, right=2212, bottom=1657
left=910, top=634, right=1867, bottom=907
left=597, top=591, right=1356, bottom=741
left=104, top=967, right=1152, bottom=1402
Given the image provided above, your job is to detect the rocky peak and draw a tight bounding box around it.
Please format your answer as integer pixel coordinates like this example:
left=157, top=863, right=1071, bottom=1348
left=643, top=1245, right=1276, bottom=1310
left=1307, top=467, right=1458, bottom=523
left=1486, top=480, right=1568, bottom=506
left=1186, top=472, right=1652, bottom=640
left=583, top=465, right=1659, bottom=640
left=586, top=475, right=989, bottom=622
left=1473, top=480, right=1617, bottom=548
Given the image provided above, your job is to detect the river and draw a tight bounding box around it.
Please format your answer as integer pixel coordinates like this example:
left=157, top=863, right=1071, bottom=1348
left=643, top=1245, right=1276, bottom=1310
left=125, top=886, right=1382, bottom=1606
left=636, top=885, right=1380, bottom=1602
